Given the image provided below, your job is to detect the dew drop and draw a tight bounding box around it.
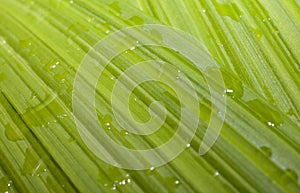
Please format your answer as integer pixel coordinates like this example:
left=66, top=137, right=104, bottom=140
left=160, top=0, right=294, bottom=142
left=121, top=179, right=126, bottom=185
left=136, top=40, right=141, bottom=47
left=0, top=38, right=6, bottom=45
left=225, top=89, right=234, bottom=93
left=267, top=121, right=275, bottom=127
left=5, top=124, right=23, bottom=142
left=19, top=39, right=33, bottom=49
left=186, top=143, right=191, bottom=148
left=214, top=171, right=220, bottom=176
left=87, top=17, right=94, bottom=23
left=127, top=16, right=144, bottom=25
left=259, top=146, right=272, bottom=157
left=120, top=130, right=129, bottom=136
left=251, top=28, right=263, bottom=40
left=202, top=9, right=206, bottom=13
left=281, top=168, right=299, bottom=186
left=0, top=177, right=13, bottom=193
left=22, top=149, right=47, bottom=176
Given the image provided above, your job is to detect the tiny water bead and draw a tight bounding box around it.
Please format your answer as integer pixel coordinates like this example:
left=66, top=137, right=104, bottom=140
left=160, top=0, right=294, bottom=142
left=57, top=113, right=68, bottom=120
left=212, top=1, right=243, bottom=22
left=281, top=168, right=299, bottom=187
left=22, top=148, right=48, bottom=177
left=5, top=123, right=23, bottom=142
left=119, top=129, right=130, bottom=136
left=1, top=39, right=6, bottom=45
left=44, top=59, right=60, bottom=71
left=51, top=61, right=60, bottom=69
left=87, top=17, right=95, bottom=23
left=267, top=121, right=275, bottom=127
left=225, top=89, right=234, bottom=93
left=259, top=146, right=272, bottom=157
left=214, top=171, right=220, bottom=177
left=251, top=28, right=263, bottom=41
left=19, top=38, right=33, bottom=49
left=0, top=177, right=13, bottom=193
left=202, top=9, right=207, bottom=13
left=100, top=114, right=113, bottom=129
left=136, top=40, right=142, bottom=47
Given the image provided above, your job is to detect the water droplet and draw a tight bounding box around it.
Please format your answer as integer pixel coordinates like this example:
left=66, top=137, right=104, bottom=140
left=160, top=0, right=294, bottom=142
left=212, top=1, right=243, bottom=21
left=22, top=148, right=47, bottom=176
left=246, top=99, right=284, bottom=126
left=259, top=146, right=272, bottom=157
left=57, top=113, right=68, bottom=120
left=127, top=16, right=144, bottom=25
left=87, top=17, right=94, bottom=23
left=121, top=180, right=126, bottom=185
left=175, top=180, right=180, bottom=185
left=0, top=37, right=6, bottom=45
left=214, top=171, right=220, bottom=176
left=225, top=89, right=234, bottom=93
left=54, top=71, right=68, bottom=83
left=129, top=46, right=135, bottom=51
left=150, top=166, right=155, bottom=171
left=19, top=38, right=33, bottom=49
left=44, top=60, right=60, bottom=71
left=267, top=121, right=275, bottom=127
left=109, top=2, right=121, bottom=16
left=5, top=124, right=23, bottom=142
left=69, top=0, right=74, bottom=4
left=120, top=130, right=129, bottom=136
left=251, top=28, right=263, bottom=40
left=186, top=143, right=191, bottom=148
left=105, top=30, right=110, bottom=34
left=100, top=115, right=113, bottom=129
left=0, top=177, right=13, bottom=193
left=136, top=40, right=141, bottom=47
left=202, top=9, right=206, bottom=13
left=281, top=168, right=298, bottom=185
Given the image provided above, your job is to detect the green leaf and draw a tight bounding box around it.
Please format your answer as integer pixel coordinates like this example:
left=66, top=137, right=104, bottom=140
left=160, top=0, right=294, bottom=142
left=0, top=0, right=299, bottom=192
